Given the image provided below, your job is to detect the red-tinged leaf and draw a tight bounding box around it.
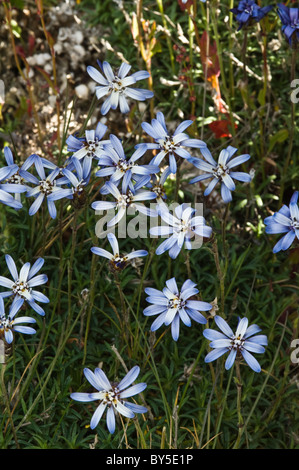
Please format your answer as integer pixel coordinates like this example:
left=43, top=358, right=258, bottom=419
left=28, top=34, right=36, bottom=56
left=209, top=117, right=237, bottom=139
left=178, top=0, right=192, bottom=10
left=35, top=66, right=58, bottom=94
left=45, top=30, right=55, bottom=50
left=200, top=31, right=220, bottom=80
left=26, top=98, right=32, bottom=117
left=15, top=45, right=26, bottom=59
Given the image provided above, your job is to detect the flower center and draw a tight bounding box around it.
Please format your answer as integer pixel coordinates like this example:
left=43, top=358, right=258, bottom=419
left=117, top=160, right=133, bottom=173
left=6, top=173, right=24, bottom=185
left=158, top=136, right=177, bottom=153
left=72, top=180, right=86, bottom=194
left=168, top=296, right=185, bottom=309
left=12, top=280, right=30, bottom=298
left=39, top=179, right=55, bottom=195
left=0, top=315, right=11, bottom=330
left=152, top=184, right=165, bottom=199
left=102, top=386, right=120, bottom=405
left=111, top=255, right=127, bottom=270
left=117, top=192, right=133, bottom=208
left=86, top=139, right=102, bottom=157
left=213, top=164, right=229, bottom=179
left=109, top=77, right=125, bottom=93
left=230, top=334, right=245, bottom=350
left=291, top=217, right=299, bottom=229
left=178, top=219, right=189, bottom=233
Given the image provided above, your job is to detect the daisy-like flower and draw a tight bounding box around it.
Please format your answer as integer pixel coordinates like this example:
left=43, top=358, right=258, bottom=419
left=0, top=147, right=37, bottom=204
left=91, top=233, right=148, bottom=271
left=26, top=156, right=63, bottom=219
left=0, top=148, right=25, bottom=210
left=70, top=365, right=147, bottom=434
left=264, top=191, right=299, bottom=253
left=230, top=1, right=273, bottom=31
left=47, top=157, right=90, bottom=207
left=87, top=61, right=154, bottom=115
left=143, top=166, right=171, bottom=210
left=150, top=203, right=212, bottom=259
left=91, top=181, right=157, bottom=228
left=203, top=316, right=267, bottom=373
left=136, top=112, right=207, bottom=174
left=0, top=297, right=36, bottom=344
left=144, top=278, right=212, bottom=341
left=277, top=4, right=299, bottom=46
left=0, top=255, right=49, bottom=316
left=66, top=122, right=110, bottom=176
left=96, top=134, right=160, bottom=195
left=189, top=145, right=251, bottom=203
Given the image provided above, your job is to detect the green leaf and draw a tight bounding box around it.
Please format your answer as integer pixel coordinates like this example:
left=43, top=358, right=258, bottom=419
left=268, top=129, right=289, bottom=152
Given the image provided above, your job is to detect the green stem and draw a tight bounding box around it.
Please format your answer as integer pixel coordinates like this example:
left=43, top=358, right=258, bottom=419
left=67, top=210, right=79, bottom=328
left=0, top=356, right=20, bottom=448
left=233, top=359, right=244, bottom=449
left=156, top=0, right=175, bottom=74
left=279, top=44, right=297, bottom=206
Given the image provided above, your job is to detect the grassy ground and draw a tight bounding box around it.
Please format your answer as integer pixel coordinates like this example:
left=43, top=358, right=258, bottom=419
left=0, top=0, right=298, bottom=449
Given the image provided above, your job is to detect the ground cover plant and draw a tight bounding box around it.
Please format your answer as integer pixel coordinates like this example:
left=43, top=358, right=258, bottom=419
left=0, top=0, right=298, bottom=450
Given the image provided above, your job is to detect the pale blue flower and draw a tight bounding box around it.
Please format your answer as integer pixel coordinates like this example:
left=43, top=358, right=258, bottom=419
left=149, top=203, right=212, bottom=259
left=0, top=147, right=36, bottom=204
left=264, top=191, right=299, bottom=253
left=70, top=365, right=147, bottom=433
left=96, top=134, right=159, bottom=195
left=144, top=278, right=212, bottom=341
left=91, top=233, right=148, bottom=270
left=0, top=255, right=49, bottom=316
left=26, top=156, right=62, bottom=219
left=66, top=122, right=110, bottom=176
left=189, top=146, right=251, bottom=203
left=136, top=112, right=207, bottom=174
left=87, top=61, right=154, bottom=115
left=91, top=180, right=157, bottom=227
left=203, top=316, right=267, bottom=373
left=0, top=296, right=36, bottom=344
left=47, top=157, right=91, bottom=203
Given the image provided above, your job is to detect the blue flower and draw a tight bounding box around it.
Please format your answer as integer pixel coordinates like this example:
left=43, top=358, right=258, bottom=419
left=25, top=156, right=63, bottom=219
left=230, top=1, right=273, bottom=30
left=144, top=166, right=171, bottom=208
left=149, top=203, right=212, bottom=259
left=96, top=134, right=160, bottom=195
left=277, top=3, right=299, bottom=46
left=0, top=296, right=36, bottom=344
left=144, top=278, right=212, bottom=341
left=91, top=180, right=157, bottom=228
left=47, top=157, right=91, bottom=205
left=87, top=61, right=154, bottom=115
left=66, top=122, right=110, bottom=176
left=91, top=233, right=148, bottom=270
left=203, top=316, right=268, bottom=373
left=136, top=112, right=207, bottom=174
left=0, top=148, right=30, bottom=210
left=0, top=255, right=49, bottom=316
left=189, top=146, right=251, bottom=203
left=70, top=365, right=147, bottom=433
left=0, top=147, right=37, bottom=205
left=264, top=191, right=299, bottom=253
